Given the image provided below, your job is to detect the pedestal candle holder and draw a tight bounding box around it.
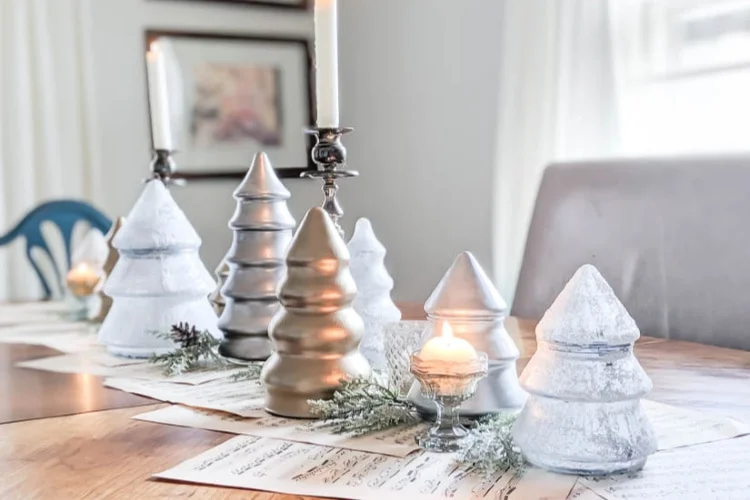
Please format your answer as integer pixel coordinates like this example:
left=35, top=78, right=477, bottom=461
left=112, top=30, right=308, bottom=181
left=66, top=269, right=103, bottom=321
left=148, top=149, right=186, bottom=186
left=302, top=127, right=358, bottom=236
left=150, top=149, right=176, bottom=181
left=410, top=352, right=488, bottom=452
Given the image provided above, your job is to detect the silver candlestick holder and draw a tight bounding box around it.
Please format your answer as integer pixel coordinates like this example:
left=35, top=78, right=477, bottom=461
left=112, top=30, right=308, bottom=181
left=302, top=127, right=358, bottom=236
left=148, top=149, right=185, bottom=185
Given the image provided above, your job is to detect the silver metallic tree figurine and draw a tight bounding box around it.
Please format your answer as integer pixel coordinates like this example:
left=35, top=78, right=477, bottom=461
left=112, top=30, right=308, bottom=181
left=261, top=207, right=371, bottom=419
left=302, top=127, right=358, bottom=236
left=210, top=258, right=230, bottom=316
left=218, top=152, right=296, bottom=361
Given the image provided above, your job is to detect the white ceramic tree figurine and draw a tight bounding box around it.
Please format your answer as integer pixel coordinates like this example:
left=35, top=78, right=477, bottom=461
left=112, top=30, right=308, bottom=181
left=512, top=264, right=657, bottom=476
left=98, top=180, right=220, bottom=358
left=347, top=218, right=401, bottom=369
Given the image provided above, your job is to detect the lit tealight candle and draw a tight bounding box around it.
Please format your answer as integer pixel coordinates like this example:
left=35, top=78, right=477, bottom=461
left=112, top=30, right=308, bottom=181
left=419, top=322, right=478, bottom=364
left=66, top=262, right=102, bottom=296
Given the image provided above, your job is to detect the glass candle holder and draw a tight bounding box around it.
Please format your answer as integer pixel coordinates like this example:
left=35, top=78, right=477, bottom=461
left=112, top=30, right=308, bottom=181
left=384, top=320, right=428, bottom=395
left=66, top=265, right=104, bottom=321
left=410, top=352, right=488, bottom=452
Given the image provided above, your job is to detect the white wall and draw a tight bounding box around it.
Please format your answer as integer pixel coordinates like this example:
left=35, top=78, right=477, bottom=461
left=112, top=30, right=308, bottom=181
left=88, top=0, right=505, bottom=302
left=337, top=0, right=504, bottom=301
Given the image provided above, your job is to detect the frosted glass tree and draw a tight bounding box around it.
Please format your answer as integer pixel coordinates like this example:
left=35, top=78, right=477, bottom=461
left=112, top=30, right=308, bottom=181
left=347, top=218, right=401, bottom=369
left=512, top=264, right=657, bottom=475
left=408, top=251, right=526, bottom=416
left=218, top=152, right=295, bottom=361
left=98, top=180, right=220, bottom=358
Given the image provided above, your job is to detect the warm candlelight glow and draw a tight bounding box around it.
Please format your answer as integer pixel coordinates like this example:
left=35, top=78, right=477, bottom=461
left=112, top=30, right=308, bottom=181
left=67, top=262, right=98, bottom=283
left=66, top=262, right=102, bottom=296
left=418, top=322, right=479, bottom=364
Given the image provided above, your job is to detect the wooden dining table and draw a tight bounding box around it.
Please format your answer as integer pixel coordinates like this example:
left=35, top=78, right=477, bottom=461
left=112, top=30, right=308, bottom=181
left=1, top=303, right=750, bottom=499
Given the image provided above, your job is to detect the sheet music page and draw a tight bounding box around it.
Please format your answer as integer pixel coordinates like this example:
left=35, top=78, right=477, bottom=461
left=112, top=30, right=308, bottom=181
left=135, top=404, right=422, bottom=457
left=566, top=482, right=606, bottom=499
left=155, top=435, right=577, bottom=500
left=17, top=353, right=241, bottom=384
left=0, top=301, right=68, bottom=315
left=128, top=394, right=749, bottom=453
left=582, top=434, right=750, bottom=499
left=643, top=400, right=750, bottom=450
left=0, top=329, right=99, bottom=354
left=106, top=377, right=266, bottom=416
left=82, top=350, right=145, bottom=367
left=0, top=307, right=67, bottom=327
left=0, top=321, right=91, bottom=337
left=0, top=305, right=69, bottom=326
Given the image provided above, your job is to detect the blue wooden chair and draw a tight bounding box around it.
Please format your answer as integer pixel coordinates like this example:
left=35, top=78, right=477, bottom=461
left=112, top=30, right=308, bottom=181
left=0, top=200, right=112, bottom=299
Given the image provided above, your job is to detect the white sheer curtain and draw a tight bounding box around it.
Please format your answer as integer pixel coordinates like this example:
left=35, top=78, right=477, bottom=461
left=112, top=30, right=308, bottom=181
left=0, top=0, right=101, bottom=300
left=492, top=0, right=620, bottom=301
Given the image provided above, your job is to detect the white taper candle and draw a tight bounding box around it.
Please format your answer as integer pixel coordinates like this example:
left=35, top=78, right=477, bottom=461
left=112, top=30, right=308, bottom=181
left=146, top=42, right=173, bottom=150
left=314, top=0, right=340, bottom=128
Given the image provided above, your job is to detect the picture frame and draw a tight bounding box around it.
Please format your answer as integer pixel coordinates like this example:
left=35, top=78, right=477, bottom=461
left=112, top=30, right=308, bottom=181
left=149, top=0, right=308, bottom=10
left=145, top=30, right=315, bottom=180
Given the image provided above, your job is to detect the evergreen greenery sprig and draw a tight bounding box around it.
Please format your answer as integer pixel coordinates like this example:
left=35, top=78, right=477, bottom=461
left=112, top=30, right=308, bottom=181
left=308, top=377, right=420, bottom=435
left=230, top=362, right=263, bottom=381
left=149, top=322, right=228, bottom=376
left=457, top=413, right=526, bottom=476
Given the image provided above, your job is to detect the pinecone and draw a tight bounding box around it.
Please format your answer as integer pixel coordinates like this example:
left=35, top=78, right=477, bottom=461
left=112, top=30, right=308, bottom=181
left=170, top=322, right=201, bottom=348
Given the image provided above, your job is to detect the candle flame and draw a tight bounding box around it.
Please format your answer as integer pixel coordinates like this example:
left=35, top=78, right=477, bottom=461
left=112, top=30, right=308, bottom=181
left=441, top=322, right=455, bottom=339
left=74, top=262, right=92, bottom=272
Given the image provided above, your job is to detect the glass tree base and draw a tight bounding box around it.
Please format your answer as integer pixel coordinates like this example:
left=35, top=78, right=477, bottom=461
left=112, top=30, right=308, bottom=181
left=523, top=451, right=648, bottom=476
left=417, top=423, right=470, bottom=452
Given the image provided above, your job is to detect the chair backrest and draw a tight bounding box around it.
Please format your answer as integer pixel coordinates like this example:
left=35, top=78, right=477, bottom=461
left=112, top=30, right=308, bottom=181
left=0, top=200, right=112, bottom=299
left=512, top=155, right=750, bottom=350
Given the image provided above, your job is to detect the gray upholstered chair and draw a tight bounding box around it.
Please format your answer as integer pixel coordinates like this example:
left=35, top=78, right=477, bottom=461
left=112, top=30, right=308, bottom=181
left=511, top=155, right=750, bottom=350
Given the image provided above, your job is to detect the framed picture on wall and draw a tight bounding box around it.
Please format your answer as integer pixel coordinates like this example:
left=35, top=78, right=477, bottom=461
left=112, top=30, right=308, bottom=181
left=145, top=30, right=314, bottom=180
left=149, top=0, right=308, bottom=10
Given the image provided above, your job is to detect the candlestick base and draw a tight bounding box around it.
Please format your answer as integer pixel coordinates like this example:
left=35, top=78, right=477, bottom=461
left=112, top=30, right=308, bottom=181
left=302, top=127, right=358, bottom=236
left=148, top=149, right=185, bottom=185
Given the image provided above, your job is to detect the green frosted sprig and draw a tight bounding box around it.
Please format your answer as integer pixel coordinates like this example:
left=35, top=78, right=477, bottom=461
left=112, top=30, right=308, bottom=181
left=457, top=412, right=526, bottom=476
left=308, top=377, right=420, bottom=435
left=149, top=322, right=227, bottom=376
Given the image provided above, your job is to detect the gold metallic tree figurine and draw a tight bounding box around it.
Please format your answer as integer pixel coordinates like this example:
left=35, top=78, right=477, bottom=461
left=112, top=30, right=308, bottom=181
left=261, top=207, right=371, bottom=418
left=93, top=216, right=125, bottom=323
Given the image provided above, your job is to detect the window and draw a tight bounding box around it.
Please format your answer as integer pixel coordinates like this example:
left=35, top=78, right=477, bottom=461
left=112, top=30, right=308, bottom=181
left=610, top=0, right=750, bottom=155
